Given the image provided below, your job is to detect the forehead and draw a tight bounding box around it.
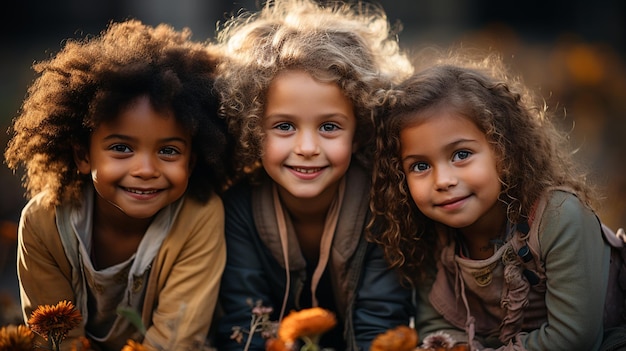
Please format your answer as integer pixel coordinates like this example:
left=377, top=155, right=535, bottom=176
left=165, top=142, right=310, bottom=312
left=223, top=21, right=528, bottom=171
left=93, top=97, right=187, bottom=138
left=264, top=70, right=354, bottom=120
left=399, top=111, right=484, bottom=150
left=403, top=109, right=478, bottom=132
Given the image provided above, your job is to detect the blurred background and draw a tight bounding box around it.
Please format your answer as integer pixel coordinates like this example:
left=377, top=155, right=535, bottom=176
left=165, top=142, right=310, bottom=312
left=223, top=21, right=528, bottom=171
left=1, top=0, right=624, bottom=324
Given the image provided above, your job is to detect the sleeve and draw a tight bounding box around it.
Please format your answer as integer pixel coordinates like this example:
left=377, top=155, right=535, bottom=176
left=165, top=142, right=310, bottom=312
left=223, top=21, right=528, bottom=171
left=214, top=187, right=277, bottom=351
left=17, top=197, right=86, bottom=351
left=516, top=192, right=608, bottom=350
left=352, top=243, right=414, bottom=350
left=143, top=195, right=227, bottom=351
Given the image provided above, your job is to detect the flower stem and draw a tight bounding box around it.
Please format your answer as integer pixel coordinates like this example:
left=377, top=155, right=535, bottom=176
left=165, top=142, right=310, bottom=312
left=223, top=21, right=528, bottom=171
left=243, top=316, right=259, bottom=351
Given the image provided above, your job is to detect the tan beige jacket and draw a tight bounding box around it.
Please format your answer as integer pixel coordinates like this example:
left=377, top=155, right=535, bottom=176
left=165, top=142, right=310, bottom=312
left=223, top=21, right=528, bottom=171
left=17, top=192, right=226, bottom=351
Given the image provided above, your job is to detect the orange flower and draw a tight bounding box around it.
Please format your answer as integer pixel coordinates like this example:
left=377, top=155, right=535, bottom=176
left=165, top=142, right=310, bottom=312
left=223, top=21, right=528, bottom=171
left=28, top=300, right=82, bottom=347
left=370, top=325, right=418, bottom=351
left=0, top=324, right=34, bottom=351
left=277, top=307, right=336, bottom=347
left=121, top=339, right=148, bottom=351
left=70, top=336, right=92, bottom=351
left=265, top=337, right=291, bottom=351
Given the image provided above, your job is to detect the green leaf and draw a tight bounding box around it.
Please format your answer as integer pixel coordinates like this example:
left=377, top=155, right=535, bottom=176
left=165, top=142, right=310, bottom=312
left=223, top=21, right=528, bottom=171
left=117, top=307, right=147, bottom=335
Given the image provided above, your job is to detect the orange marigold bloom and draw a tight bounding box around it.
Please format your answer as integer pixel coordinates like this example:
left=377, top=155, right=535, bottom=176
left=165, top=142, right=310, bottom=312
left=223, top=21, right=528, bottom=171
left=370, top=325, right=418, bottom=351
left=0, top=324, right=34, bottom=351
left=121, top=339, right=148, bottom=351
left=277, top=307, right=336, bottom=346
left=70, top=336, right=92, bottom=351
left=265, top=337, right=291, bottom=351
left=28, top=300, right=82, bottom=342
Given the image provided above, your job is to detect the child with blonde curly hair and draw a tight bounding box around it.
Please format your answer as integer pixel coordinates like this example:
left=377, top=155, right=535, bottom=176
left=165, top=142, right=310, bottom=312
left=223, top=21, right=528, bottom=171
left=213, top=0, right=414, bottom=349
left=5, top=19, right=233, bottom=351
left=369, top=49, right=626, bottom=350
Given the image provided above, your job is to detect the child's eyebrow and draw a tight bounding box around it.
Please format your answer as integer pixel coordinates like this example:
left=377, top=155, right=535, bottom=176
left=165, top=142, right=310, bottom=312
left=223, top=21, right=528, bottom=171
left=438, top=138, right=480, bottom=154
left=401, top=154, right=422, bottom=163
left=400, top=138, right=478, bottom=161
left=265, top=112, right=352, bottom=120
left=158, top=137, right=190, bottom=145
left=101, top=134, right=189, bottom=144
left=102, top=134, right=132, bottom=141
left=447, top=138, right=478, bottom=147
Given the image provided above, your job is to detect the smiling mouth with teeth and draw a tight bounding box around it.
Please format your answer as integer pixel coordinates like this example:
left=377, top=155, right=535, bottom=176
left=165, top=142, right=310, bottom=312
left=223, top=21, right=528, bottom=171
left=125, top=188, right=159, bottom=195
left=292, top=167, right=322, bottom=174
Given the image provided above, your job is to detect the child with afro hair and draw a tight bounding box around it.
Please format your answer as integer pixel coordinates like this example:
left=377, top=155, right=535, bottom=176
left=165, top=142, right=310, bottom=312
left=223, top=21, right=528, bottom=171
left=5, top=19, right=233, bottom=350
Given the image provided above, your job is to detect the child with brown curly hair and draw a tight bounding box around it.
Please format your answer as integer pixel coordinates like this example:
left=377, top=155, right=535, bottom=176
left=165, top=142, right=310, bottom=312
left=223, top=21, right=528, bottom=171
left=212, top=0, right=414, bottom=349
left=369, top=49, right=626, bottom=350
left=4, top=19, right=233, bottom=351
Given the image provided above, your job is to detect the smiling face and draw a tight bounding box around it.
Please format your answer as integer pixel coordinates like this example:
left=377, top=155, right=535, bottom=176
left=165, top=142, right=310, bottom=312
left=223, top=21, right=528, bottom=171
left=75, top=96, right=193, bottom=220
left=261, top=70, right=356, bottom=204
left=400, top=109, right=504, bottom=234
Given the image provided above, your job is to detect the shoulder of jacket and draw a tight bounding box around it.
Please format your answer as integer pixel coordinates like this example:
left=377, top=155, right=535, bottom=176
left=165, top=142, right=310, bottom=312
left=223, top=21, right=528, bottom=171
left=542, top=190, right=591, bottom=222
left=20, top=192, right=58, bottom=229
left=173, top=195, right=224, bottom=234
left=180, top=193, right=223, bottom=214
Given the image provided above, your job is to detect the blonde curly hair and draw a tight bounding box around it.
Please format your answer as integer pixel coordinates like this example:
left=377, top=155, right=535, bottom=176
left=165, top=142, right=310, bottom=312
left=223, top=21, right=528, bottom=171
left=215, top=0, right=413, bottom=179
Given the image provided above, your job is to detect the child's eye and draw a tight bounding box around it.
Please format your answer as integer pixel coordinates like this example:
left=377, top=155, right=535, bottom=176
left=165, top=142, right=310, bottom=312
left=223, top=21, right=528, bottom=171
left=320, top=123, right=339, bottom=132
left=159, top=147, right=181, bottom=156
left=110, top=144, right=131, bottom=153
left=274, top=122, right=294, bottom=132
left=453, top=150, right=471, bottom=161
left=410, top=162, right=430, bottom=173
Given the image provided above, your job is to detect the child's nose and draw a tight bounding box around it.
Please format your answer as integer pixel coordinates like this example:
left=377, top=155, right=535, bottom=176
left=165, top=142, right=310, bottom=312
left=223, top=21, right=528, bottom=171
left=434, top=165, right=458, bottom=190
left=294, top=131, right=320, bottom=157
left=130, top=154, right=160, bottom=178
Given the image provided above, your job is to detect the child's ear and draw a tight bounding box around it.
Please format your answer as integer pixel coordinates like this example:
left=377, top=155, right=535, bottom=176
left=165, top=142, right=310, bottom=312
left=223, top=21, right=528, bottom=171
left=73, top=145, right=91, bottom=175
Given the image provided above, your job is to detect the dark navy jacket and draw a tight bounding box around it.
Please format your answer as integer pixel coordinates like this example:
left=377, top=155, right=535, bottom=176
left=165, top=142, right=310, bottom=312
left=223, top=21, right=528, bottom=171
left=214, top=164, right=413, bottom=350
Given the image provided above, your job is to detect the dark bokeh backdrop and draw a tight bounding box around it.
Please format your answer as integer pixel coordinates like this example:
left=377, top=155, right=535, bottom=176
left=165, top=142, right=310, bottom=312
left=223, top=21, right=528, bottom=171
left=1, top=0, right=625, bottom=324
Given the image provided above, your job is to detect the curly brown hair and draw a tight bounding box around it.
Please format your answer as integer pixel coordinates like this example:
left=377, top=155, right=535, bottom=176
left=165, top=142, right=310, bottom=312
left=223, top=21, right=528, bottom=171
left=214, top=0, right=413, bottom=179
left=4, top=19, right=234, bottom=208
left=369, top=49, right=597, bottom=286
